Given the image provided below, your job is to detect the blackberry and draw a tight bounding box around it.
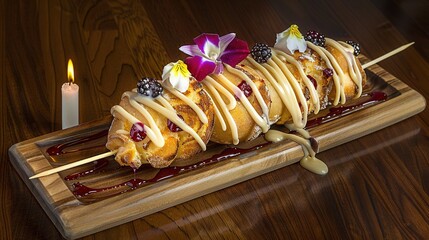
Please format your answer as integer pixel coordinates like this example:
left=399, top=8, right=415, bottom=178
left=346, top=40, right=361, bottom=56
left=251, top=43, right=272, bottom=63
left=304, top=30, right=326, bottom=47
left=323, top=68, right=333, bottom=78
left=137, top=77, right=163, bottom=98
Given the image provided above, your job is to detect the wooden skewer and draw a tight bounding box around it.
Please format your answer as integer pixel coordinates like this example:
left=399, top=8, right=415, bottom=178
left=29, top=42, right=415, bottom=179
left=362, top=42, right=414, bottom=69
left=29, top=151, right=115, bottom=179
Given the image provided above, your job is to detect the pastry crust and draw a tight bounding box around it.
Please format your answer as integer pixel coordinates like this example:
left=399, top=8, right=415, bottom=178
left=208, top=64, right=271, bottom=144
left=106, top=37, right=367, bottom=169
left=326, top=45, right=367, bottom=100
left=106, top=79, right=214, bottom=168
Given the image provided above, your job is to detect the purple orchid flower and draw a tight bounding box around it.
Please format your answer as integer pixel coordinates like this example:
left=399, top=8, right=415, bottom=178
left=179, top=33, right=249, bottom=81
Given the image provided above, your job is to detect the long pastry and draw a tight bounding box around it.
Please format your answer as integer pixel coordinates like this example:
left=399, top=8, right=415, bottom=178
left=106, top=25, right=366, bottom=174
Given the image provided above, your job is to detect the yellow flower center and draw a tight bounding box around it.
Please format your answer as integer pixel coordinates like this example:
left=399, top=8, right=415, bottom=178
left=289, top=24, right=303, bottom=39
left=172, top=60, right=190, bottom=77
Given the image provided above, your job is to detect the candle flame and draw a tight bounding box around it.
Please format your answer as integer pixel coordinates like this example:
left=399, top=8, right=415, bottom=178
left=67, top=59, right=74, bottom=84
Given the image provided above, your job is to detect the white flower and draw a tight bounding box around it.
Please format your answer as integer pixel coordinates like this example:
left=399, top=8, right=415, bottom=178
left=162, top=60, right=191, bottom=92
left=274, top=24, right=307, bottom=54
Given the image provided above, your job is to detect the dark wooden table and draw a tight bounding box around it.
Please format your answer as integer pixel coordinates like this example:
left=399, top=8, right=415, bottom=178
left=2, top=0, right=429, bottom=239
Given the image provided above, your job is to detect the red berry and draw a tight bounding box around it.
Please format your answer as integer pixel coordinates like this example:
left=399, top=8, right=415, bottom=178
left=167, top=115, right=184, bottom=132
left=236, top=80, right=253, bottom=99
left=130, top=122, right=146, bottom=142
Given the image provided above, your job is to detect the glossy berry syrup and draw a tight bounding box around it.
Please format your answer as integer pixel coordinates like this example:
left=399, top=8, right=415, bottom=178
left=64, top=159, right=109, bottom=181
left=71, top=142, right=271, bottom=198
left=46, top=90, right=388, bottom=200
left=306, top=91, right=387, bottom=129
left=46, top=130, right=108, bottom=156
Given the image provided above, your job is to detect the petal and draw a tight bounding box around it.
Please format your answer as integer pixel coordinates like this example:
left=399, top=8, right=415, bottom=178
left=297, top=40, right=307, bottom=53
left=213, top=62, right=224, bottom=74
left=275, top=30, right=287, bottom=45
left=286, top=35, right=307, bottom=54
left=174, top=74, right=190, bottom=92
left=194, top=33, right=220, bottom=54
left=179, top=44, right=203, bottom=57
left=274, top=37, right=289, bottom=53
left=220, top=38, right=250, bottom=67
left=286, top=37, right=298, bottom=53
left=185, top=56, right=216, bottom=81
left=203, top=40, right=221, bottom=60
left=162, top=62, right=174, bottom=80
left=218, top=33, right=236, bottom=53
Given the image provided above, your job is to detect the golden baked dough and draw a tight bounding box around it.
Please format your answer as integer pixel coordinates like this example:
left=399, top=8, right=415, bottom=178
left=207, top=64, right=271, bottom=144
left=106, top=79, right=214, bottom=168
left=105, top=34, right=367, bottom=169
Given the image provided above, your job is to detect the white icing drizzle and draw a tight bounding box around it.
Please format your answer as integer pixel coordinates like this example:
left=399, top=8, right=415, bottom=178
left=326, top=38, right=363, bottom=98
left=306, top=42, right=346, bottom=105
left=155, top=92, right=177, bottom=111
left=204, top=87, right=227, bottom=131
left=224, top=64, right=270, bottom=125
left=270, top=54, right=309, bottom=125
left=265, top=129, right=328, bottom=175
left=204, top=75, right=237, bottom=110
left=214, top=68, right=270, bottom=133
left=163, top=85, right=208, bottom=124
left=275, top=50, right=320, bottom=114
left=270, top=55, right=308, bottom=114
left=111, top=90, right=207, bottom=150
left=111, top=103, right=162, bottom=147
left=203, top=76, right=240, bottom=144
left=110, top=36, right=364, bottom=174
left=246, top=55, right=306, bottom=129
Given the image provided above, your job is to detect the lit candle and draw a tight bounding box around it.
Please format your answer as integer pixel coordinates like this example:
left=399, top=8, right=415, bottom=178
left=62, top=59, right=79, bottom=129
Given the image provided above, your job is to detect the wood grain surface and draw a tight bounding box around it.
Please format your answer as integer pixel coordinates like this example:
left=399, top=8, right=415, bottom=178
left=8, top=61, right=426, bottom=239
left=2, top=0, right=429, bottom=239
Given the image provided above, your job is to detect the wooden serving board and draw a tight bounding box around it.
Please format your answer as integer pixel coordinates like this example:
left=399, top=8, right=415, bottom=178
left=9, top=63, right=426, bottom=239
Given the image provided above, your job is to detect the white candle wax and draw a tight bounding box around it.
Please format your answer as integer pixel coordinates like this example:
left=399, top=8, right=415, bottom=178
left=62, top=82, right=79, bottom=129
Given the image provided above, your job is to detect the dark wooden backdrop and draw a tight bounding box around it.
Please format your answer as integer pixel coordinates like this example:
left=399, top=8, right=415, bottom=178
left=1, top=0, right=429, bottom=239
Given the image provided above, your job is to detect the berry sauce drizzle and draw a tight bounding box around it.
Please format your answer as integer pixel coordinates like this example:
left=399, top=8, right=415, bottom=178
left=46, top=90, right=388, bottom=201
left=71, top=142, right=271, bottom=198
left=46, top=130, right=108, bottom=156
left=64, top=159, right=109, bottom=181
left=306, top=91, right=387, bottom=129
